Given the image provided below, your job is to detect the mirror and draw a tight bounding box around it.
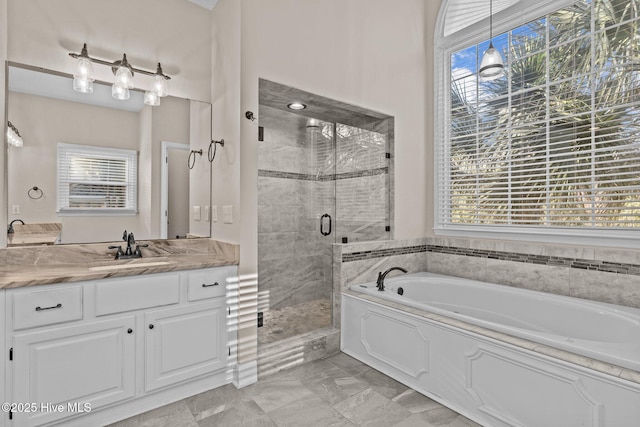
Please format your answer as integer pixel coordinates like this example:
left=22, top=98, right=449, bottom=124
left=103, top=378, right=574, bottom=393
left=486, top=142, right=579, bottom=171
left=6, top=63, right=212, bottom=246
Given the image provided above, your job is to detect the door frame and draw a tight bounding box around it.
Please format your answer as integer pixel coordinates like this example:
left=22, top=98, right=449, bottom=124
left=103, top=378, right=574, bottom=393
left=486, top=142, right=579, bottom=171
left=160, top=141, right=190, bottom=239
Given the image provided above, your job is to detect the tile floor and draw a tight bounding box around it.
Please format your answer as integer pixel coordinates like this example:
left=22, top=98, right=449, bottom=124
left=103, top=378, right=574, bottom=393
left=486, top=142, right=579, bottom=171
left=109, top=352, right=482, bottom=427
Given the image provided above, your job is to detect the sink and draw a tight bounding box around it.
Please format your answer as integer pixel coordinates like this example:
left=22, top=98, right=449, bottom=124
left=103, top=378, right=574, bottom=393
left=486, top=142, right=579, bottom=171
left=89, top=261, right=171, bottom=271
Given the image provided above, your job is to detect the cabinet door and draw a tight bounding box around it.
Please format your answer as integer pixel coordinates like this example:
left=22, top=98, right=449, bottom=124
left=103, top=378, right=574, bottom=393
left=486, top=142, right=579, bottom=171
left=145, top=299, right=226, bottom=392
left=11, top=316, right=136, bottom=426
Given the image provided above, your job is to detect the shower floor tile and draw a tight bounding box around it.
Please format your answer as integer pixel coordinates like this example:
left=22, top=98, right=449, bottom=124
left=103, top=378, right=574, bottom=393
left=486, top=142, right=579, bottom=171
left=258, top=298, right=332, bottom=345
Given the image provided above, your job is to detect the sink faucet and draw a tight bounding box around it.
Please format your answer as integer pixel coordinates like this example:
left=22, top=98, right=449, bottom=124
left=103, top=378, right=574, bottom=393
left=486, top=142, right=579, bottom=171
left=7, top=219, right=24, bottom=234
left=125, top=232, right=135, bottom=256
left=376, top=267, right=408, bottom=291
left=107, top=230, right=148, bottom=260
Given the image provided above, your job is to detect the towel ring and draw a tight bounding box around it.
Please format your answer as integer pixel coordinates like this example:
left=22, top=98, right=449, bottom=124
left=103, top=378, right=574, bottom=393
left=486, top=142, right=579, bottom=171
left=28, top=186, right=43, bottom=200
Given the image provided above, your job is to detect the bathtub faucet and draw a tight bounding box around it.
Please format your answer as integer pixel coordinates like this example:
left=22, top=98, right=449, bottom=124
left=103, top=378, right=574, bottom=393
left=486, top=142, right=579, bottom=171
left=376, top=267, right=408, bottom=291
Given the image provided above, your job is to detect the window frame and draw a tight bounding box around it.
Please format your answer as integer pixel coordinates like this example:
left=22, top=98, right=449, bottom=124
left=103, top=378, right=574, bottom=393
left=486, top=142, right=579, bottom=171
left=56, top=142, right=138, bottom=216
left=434, top=0, right=640, bottom=248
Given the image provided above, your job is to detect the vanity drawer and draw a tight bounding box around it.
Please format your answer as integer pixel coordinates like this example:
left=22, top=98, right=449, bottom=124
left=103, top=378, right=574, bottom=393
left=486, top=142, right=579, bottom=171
left=95, top=273, right=180, bottom=316
left=187, top=268, right=230, bottom=301
left=13, top=285, right=83, bottom=331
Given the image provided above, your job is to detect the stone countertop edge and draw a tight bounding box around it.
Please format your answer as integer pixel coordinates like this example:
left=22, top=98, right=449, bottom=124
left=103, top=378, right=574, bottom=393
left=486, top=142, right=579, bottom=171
left=341, top=289, right=640, bottom=386
left=0, top=239, right=239, bottom=289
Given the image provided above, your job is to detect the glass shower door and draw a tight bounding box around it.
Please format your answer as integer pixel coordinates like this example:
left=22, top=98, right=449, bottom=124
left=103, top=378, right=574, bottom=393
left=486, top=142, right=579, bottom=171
left=333, top=122, right=391, bottom=243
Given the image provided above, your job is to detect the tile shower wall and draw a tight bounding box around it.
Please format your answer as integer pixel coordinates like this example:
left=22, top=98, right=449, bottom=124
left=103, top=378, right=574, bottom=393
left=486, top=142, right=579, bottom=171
left=258, top=106, right=392, bottom=314
left=258, top=106, right=332, bottom=310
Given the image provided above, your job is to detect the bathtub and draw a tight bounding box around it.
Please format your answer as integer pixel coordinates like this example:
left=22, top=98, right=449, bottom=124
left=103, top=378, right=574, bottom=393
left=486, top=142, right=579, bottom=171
left=341, top=272, right=640, bottom=427
left=352, top=272, right=640, bottom=372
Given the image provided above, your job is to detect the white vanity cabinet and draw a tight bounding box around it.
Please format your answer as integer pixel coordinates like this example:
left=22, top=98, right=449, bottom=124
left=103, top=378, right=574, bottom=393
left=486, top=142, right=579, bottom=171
left=11, top=316, right=136, bottom=426
left=3, top=265, right=236, bottom=427
left=144, top=299, right=226, bottom=392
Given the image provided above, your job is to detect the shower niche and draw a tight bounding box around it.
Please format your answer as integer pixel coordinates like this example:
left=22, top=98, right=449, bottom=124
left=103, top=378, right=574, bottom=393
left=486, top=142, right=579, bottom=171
left=257, top=79, right=393, bottom=346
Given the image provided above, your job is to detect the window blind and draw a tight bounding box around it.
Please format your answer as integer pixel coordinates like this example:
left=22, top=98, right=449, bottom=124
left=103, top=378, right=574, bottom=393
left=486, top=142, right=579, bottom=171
left=57, top=143, right=137, bottom=215
left=439, top=0, right=640, bottom=233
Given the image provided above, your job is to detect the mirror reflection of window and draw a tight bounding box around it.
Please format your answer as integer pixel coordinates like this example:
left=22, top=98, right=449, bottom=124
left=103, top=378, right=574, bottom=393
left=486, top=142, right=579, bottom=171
left=57, top=143, right=137, bottom=214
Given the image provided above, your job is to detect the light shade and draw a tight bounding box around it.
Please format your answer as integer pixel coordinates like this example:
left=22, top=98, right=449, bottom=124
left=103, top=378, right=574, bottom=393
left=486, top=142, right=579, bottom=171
left=75, top=57, right=94, bottom=81
left=153, top=63, right=169, bottom=97
left=479, top=43, right=505, bottom=81
left=115, top=65, right=134, bottom=89
left=112, top=84, right=130, bottom=100
left=144, top=90, right=160, bottom=106
left=73, top=55, right=95, bottom=94
left=7, top=122, right=23, bottom=147
left=73, top=77, right=94, bottom=93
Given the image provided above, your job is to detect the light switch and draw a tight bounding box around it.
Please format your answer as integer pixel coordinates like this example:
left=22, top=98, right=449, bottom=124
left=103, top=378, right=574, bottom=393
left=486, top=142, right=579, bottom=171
left=193, top=205, right=201, bottom=221
left=211, top=205, right=218, bottom=222
left=223, top=205, right=233, bottom=224
left=205, top=206, right=210, bottom=222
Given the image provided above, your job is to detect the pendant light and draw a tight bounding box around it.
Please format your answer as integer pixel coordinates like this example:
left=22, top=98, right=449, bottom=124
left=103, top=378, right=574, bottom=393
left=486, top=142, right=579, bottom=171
left=479, top=0, right=504, bottom=81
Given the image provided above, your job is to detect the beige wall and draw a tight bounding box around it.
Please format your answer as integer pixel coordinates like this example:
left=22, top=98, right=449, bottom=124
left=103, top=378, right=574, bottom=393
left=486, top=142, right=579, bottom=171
left=210, top=0, right=242, bottom=251
left=211, top=0, right=432, bottom=266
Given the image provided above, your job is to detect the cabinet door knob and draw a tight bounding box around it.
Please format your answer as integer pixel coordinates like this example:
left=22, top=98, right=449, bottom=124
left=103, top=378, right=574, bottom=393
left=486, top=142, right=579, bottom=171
left=148, top=324, right=154, bottom=329
left=127, top=328, right=133, bottom=334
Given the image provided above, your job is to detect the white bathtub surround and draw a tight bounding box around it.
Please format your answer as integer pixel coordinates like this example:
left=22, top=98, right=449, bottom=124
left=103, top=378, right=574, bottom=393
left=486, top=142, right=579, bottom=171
left=352, top=272, right=640, bottom=373
left=342, top=274, right=640, bottom=426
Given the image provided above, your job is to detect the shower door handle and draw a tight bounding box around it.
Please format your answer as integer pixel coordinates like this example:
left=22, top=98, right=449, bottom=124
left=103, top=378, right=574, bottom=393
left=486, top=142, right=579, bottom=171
left=320, top=214, right=332, bottom=236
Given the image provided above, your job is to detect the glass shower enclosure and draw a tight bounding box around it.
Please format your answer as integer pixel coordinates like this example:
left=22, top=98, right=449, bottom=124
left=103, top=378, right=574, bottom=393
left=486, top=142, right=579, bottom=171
left=257, top=79, right=393, bottom=346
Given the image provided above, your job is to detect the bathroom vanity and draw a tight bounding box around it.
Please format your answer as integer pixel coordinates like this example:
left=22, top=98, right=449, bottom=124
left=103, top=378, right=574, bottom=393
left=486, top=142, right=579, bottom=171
left=0, top=240, right=239, bottom=427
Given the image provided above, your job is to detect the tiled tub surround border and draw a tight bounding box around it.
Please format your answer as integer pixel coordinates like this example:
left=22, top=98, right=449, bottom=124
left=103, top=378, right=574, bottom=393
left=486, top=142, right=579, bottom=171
left=343, top=243, right=640, bottom=276
left=337, top=238, right=640, bottom=308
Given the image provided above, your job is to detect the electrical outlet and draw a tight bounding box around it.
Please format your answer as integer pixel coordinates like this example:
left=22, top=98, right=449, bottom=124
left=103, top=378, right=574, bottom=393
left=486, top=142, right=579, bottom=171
left=192, top=206, right=201, bottom=221
left=12, top=205, right=20, bottom=214
left=223, top=205, right=233, bottom=224
left=211, top=205, right=218, bottom=222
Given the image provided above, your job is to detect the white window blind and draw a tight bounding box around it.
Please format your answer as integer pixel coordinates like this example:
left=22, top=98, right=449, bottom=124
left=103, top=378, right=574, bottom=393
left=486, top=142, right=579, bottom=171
left=438, top=0, right=640, bottom=239
left=57, top=143, right=137, bottom=215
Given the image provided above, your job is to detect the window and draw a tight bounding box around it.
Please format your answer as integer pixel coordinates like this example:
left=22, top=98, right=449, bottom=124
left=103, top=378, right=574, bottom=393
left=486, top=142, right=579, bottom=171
left=57, top=143, right=137, bottom=215
left=436, top=0, right=640, bottom=244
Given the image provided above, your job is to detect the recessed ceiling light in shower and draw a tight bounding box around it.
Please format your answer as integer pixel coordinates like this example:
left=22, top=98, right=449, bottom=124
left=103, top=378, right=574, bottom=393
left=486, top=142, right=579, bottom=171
left=287, top=102, right=306, bottom=110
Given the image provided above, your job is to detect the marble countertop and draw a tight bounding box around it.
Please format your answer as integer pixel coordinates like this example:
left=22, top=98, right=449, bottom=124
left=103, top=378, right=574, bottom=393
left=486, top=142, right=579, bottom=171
left=7, top=223, right=62, bottom=247
left=0, top=238, right=239, bottom=289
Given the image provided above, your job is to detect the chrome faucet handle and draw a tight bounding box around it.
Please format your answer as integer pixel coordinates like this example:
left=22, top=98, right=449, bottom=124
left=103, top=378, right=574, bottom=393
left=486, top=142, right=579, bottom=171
left=122, top=230, right=128, bottom=242
left=108, top=245, right=125, bottom=259
left=133, top=243, right=149, bottom=257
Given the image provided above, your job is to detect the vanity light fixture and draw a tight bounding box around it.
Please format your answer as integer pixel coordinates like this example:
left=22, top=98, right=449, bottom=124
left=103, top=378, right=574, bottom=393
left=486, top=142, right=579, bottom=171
left=7, top=121, right=23, bottom=147
left=287, top=102, right=306, bottom=110
left=69, top=43, right=171, bottom=105
left=479, top=0, right=505, bottom=81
